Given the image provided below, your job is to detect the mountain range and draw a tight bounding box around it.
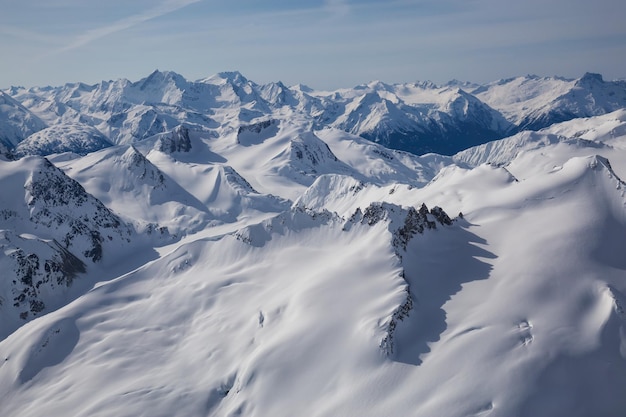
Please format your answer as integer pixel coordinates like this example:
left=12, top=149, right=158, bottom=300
left=1, top=71, right=626, bottom=417
left=3, top=71, right=626, bottom=156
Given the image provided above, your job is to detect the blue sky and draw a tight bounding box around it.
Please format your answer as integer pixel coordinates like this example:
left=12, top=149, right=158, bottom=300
left=1, top=0, right=625, bottom=89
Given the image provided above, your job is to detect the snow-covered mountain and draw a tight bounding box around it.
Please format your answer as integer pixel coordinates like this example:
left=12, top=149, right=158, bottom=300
left=13, top=123, right=112, bottom=157
left=473, top=72, right=626, bottom=131
left=5, top=71, right=625, bottom=157
left=0, top=91, right=47, bottom=151
left=314, top=80, right=514, bottom=154
left=0, top=155, right=139, bottom=339
left=1, top=72, right=626, bottom=417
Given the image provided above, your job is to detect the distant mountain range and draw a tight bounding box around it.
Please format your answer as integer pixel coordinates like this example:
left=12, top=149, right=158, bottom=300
left=3, top=71, right=625, bottom=156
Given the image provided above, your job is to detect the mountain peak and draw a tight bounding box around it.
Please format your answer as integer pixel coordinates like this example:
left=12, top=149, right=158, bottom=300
left=0, top=91, right=48, bottom=148
left=588, top=154, right=622, bottom=181
left=292, top=83, right=313, bottom=93
left=412, top=80, right=440, bottom=89
left=445, top=79, right=477, bottom=89
left=138, top=70, right=187, bottom=91
left=199, top=71, right=251, bottom=86
left=576, top=72, right=604, bottom=87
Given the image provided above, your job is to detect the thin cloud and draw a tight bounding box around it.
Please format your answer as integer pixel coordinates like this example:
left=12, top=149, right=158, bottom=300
left=324, top=0, right=351, bottom=19
left=53, top=0, right=202, bottom=55
left=324, top=0, right=350, bottom=16
left=0, top=25, right=63, bottom=45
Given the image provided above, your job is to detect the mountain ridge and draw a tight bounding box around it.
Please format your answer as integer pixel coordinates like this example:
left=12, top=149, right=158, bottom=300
left=4, top=71, right=625, bottom=157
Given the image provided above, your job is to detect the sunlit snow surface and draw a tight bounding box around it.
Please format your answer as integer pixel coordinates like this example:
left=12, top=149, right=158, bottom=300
left=1, top=111, right=626, bottom=416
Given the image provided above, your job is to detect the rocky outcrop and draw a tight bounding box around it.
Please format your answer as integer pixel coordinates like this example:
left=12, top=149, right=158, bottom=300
left=379, top=274, right=413, bottom=355
left=25, top=158, right=132, bottom=263
left=1, top=231, right=86, bottom=321
left=346, top=202, right=453, bottom=255
left=157, top=125, right=192, bottom=153
left=344, top=201, right=456, bottom=355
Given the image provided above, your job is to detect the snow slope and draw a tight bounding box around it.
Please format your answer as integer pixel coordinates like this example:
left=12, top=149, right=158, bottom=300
left=0, top=79, right=626, bottom=417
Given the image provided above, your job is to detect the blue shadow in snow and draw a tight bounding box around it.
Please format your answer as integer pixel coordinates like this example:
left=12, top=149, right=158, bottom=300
left=392, top=219, right=496, bottom=366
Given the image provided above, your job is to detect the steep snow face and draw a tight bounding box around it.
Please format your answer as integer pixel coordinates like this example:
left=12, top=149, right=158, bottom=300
left=13, top=124, right=112, bottom=157
left=107, top=105, right=181, bottom=144
left=273, top=131, right=352, bottom=183
left=454, top=130, right=574, bottom=167
left=540, top=108, right=626, bottom=148
left=386, top=153, right=626, bottom=417
left=132, top=70, right=188, bottom=105
left=0, top=92, right=47, bottom=149
left=53, top=139, right=291, bottom=239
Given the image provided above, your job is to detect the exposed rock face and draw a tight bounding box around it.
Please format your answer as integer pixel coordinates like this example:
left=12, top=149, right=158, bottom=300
left=122, top=146, right=165, bottom=187
left=344, top=201, right=456, bottom=355
left=379, top=275, right=413, bottom=355
left=1, top=231, right=86, bottom=320
left=25, top=158, right=131, bottom=263
left=237, top=119, right=276, bottom=136
left=157, top=125, right=192, bottom=153
left=290, top=136, right=338, bottom=167
left=348, top=202, right=454, bottom=254
left=0, top=157, right=137, bottom=326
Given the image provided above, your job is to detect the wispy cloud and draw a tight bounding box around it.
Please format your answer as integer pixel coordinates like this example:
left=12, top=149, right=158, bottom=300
left=53, top=0, right=202, bottom=55
left=324, top=0, right=351, bottom=17
left=0, top=25, right=63, bottom=45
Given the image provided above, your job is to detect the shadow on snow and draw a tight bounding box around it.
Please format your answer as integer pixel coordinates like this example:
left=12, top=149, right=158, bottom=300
left=392, top=219, right=496, bottom=366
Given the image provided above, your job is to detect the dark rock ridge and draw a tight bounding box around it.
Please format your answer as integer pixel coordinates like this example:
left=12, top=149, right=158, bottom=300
left=25, top=158, right=133, bottom=263
left=345, top=202, right=453, bottom=255
left=0, top=157, right=137, bottom=328
left=344, top=202, right=455, bottom=355
left=379, top=274, right=413, bottom=355
left=1, top=231, right=86, bottom=321
left=157, top=125, right=192, bottom=153
left=122, top=146, right=166, bottom=187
